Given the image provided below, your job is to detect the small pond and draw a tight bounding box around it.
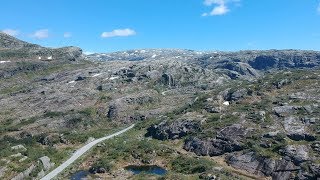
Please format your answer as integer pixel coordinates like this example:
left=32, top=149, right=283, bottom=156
left=70, top=170, right=89, bottom=180
left=125, top=165, right=167, bottom=175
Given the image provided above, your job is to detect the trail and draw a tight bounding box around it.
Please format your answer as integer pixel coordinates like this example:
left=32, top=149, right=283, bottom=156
left=41, top=124, right=135, bottom=180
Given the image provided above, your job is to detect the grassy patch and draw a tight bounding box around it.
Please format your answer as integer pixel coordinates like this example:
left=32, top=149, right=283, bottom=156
left=170, top=155, right=215, bottom=174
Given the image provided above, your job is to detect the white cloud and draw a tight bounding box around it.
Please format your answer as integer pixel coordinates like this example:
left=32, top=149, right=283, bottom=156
left=202, top=0, right=239, bottom=16
left=63, top=32, right=72, bottom=38
left=210, top=4, right=229, bottom=15
left=101, top=28, right=136, bottom=38
left=83, top=51, right=95, bottom=55
left=32, top=29, right=49, bottom=39
left=2, top=29, right=20, bottom=36
left=204, top=0, right=225, bottom=6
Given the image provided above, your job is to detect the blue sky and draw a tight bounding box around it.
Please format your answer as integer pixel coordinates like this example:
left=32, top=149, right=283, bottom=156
left=1, top=0, right=320, bottom=53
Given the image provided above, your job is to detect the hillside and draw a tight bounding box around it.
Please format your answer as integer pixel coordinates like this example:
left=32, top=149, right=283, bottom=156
left=0, top=34, right=319, bottom=179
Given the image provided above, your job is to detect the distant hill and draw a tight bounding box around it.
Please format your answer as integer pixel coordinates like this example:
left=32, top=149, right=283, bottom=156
left=0, top=32, right=41, bottom=49
left=0, top=32, right=83, bottom=61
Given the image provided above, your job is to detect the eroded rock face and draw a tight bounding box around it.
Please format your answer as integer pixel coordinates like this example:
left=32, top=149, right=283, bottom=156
left=184, top=124, right=247, bottom=156
left=146, top=120, right=200, bottom=140
left=161, top=73, right=175, bottom=87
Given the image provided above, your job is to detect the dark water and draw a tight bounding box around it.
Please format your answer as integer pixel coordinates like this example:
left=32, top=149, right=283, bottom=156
left=70, top=170, right=89, bottom=180
left=125, top=165, right=167, bottom=175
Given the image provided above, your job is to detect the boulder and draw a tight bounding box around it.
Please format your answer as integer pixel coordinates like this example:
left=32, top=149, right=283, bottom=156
left=39, top=156, right=55, bottom=171
left=273, top=79, right=291, bottom=89
left=37, top=135, right=50, bottom=145
left=273, top=106, right=297, bottom=117
left=11, top=145, right=27, bottom=151
left=75, top=76, right=86, bottom=81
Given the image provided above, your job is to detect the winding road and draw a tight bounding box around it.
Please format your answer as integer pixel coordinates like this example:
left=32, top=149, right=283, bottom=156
left=41, top=124, right=135, bottom=180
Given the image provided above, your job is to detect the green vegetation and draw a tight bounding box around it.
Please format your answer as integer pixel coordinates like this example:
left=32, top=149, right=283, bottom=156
left=170, top=155, right=215, bottom=174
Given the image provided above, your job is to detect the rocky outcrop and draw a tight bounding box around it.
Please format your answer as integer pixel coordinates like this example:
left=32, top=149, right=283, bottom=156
left=11, top=164, right=36, bottom=180
left=273, top=105, right=301, bottom=117
left=223, top=88, right=249, bottom=101
left=124, top=96, right=154, bottom=105
left=107, top=104, right=118, bottom=119
left=279, top=145, right=310, bottom=165
left=146, top=120, right=200, bottom=140
left=184, top=124, right=247, bottom=156
left=273, top=79, right=291, bottom=89
left=226, top=152, right=300, bottom=179
left=283, top=116, right=316, bottom=141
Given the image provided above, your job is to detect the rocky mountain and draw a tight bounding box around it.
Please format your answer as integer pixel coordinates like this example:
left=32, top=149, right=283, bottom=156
left=89, top=49, right=320, bottom=80
left=0, top=33, right=320, bottom=179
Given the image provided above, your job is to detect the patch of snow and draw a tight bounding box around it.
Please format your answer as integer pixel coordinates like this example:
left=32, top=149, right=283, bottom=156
left=223, top=101, right=230, bottom=106
left=68, top=81, right=75, bottom=84
left=38, top=57, right=42, bottom=60
left=47, top=56, right=53, bottom=60
left=92, top=73, right=102, bottom=77
left=152, top=54, right=157, bottom=58
left=109, top=76, right=120, bottom=80
left=0, top=61, right=11, bottom=64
